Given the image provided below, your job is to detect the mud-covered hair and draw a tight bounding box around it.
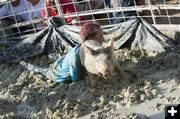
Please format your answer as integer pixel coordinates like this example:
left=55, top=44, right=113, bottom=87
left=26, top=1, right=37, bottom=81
left=80, top=21, right=101, bottom=42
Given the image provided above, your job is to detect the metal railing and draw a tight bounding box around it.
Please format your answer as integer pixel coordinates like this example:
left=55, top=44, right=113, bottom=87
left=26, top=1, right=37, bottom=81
left=0, top=0, right=180, bottom=39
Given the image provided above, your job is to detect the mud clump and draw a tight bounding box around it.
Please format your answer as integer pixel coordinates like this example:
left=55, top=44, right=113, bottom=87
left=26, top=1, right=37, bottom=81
left=120, top=81, right=158, bottom=106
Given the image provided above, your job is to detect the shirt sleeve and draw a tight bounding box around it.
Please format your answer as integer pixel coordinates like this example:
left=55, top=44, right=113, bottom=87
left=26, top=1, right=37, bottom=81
left=0, top=4, right=10, bottom=17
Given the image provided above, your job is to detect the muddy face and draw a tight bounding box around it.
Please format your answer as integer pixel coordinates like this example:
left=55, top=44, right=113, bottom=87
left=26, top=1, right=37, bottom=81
left=82, top=39, right=115, bottom=79
left=93, top=49, right=114, bottom=79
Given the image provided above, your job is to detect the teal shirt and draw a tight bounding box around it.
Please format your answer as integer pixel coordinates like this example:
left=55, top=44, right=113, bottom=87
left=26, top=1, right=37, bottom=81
left=50, top=44, right=85, bottom=82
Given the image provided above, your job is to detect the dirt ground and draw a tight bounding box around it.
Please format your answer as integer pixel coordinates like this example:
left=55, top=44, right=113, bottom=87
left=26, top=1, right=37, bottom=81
left=0, top=25, right=180, bottom=119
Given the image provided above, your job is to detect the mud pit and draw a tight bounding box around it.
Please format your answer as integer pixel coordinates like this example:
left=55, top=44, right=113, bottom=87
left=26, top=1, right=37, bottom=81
left=0, top=31, right=180, bottom=119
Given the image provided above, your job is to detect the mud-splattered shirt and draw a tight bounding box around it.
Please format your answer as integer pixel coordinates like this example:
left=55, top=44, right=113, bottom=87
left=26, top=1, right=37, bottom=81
left=50, top=44, right=85, bottom=82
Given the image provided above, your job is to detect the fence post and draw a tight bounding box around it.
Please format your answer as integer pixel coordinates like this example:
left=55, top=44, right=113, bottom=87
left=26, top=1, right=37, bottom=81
left=163, top=0, right=171, bottom=24
left=147, top=0, right=156, bottom=24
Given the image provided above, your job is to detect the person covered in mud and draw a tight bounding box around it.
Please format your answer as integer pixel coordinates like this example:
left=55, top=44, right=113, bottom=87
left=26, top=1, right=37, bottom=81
left=41, top=0, right=86, bottom=26
left=19, top=21, right=105, bottom=83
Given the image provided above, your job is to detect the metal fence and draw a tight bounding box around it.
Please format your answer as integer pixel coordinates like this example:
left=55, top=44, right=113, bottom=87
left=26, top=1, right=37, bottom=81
left=0, top=0, right=180, bottom=39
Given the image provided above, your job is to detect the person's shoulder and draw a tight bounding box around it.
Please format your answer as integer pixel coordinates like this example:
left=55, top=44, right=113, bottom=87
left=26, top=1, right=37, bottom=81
left=0, top=2, right=10, bottom=11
